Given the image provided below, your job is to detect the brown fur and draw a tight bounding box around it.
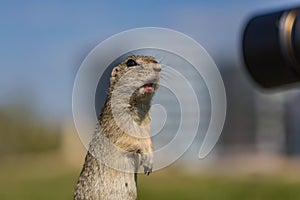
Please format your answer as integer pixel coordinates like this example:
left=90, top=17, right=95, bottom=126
left=74, top=55, right=161, bottom=200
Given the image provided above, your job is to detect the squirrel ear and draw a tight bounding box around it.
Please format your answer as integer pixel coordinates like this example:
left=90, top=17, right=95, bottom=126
left=111, top=67, right=120, bottom=77
left=110, top=77, right=115, bottom=86
left=111, top=69, right=116, bottom=77
left=110, top=67, right=120, bottom=86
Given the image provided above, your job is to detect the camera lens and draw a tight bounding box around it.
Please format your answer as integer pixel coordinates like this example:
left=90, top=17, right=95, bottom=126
left=243, top=8, right=300, bottom=88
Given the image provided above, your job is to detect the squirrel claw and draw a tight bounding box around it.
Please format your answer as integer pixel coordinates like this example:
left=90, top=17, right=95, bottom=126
left=140, top=153, right=153, bottom=175
left=143, top=165, right=152, bottom=175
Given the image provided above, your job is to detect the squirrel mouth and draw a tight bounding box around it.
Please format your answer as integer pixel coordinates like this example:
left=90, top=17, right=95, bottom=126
left=142, top=83, right=155, bottom=93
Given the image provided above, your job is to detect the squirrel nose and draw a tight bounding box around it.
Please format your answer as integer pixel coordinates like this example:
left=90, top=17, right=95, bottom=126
left=153, top=64, right=161, bottom=72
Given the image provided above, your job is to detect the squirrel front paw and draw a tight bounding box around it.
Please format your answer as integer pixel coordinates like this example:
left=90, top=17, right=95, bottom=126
left=140, top=153, right=153, bottom=175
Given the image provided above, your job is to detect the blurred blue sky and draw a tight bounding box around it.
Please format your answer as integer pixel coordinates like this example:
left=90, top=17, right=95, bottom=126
left=0, top=0, right=300, bottom=121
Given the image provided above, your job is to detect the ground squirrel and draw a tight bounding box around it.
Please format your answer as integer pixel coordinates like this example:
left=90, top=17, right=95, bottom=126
left=74, top=55, right=161, bottom=200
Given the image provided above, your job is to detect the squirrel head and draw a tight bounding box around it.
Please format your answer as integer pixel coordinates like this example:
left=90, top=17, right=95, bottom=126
left=109, top=55, right=161, bottom=103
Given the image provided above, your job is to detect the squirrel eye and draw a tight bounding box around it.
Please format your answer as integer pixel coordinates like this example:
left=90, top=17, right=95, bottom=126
left=126, top=59, right=138, bottom=67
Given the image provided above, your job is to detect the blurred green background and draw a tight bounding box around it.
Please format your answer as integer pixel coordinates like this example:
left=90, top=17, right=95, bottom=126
left=2, top=1, right=300, bottom=200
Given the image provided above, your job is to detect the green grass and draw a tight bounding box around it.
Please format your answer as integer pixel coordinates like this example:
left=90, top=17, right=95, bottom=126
left=0, top=172, right=75, bottom=200
left=0, top=154, right=77, bottom=200
left=1, top=154, right=300, bottom=200
left=138, top=171, right=299, bottom=200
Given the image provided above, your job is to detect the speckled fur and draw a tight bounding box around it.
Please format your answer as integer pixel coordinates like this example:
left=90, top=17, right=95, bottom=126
left=74, top=56, right=161, bottom=200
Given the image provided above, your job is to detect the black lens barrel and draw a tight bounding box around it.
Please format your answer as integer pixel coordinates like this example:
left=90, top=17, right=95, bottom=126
left=243, top=8, right=300, bottom=88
